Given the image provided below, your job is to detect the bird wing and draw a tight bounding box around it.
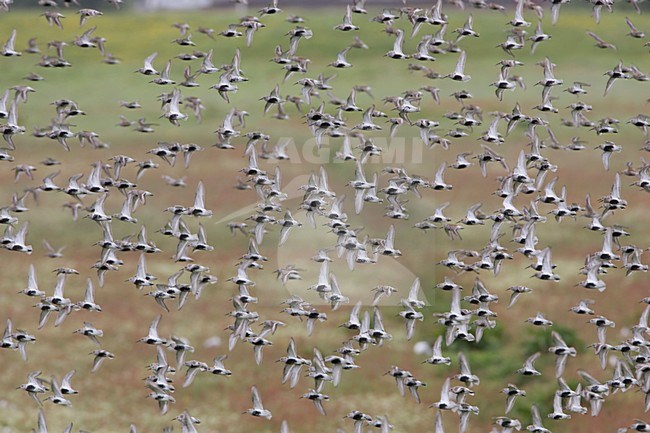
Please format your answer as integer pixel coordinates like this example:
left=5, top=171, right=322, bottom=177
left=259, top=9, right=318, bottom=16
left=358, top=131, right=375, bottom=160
left=27, top=264, right=38, bottom=291
left=373, top=306, right=385, bottom=331
left=432, top=335, right=443, bottom=356
left=251, top=385, right=264, bottom=409
left=525, top=351, right=540, bottom=368
left=408, top=277, right=421, bottom=302
left=2, top=318, right=11, bottom=340
left=194, top=180, right=205, bottom=209
left=434, top=410, right=445, bottom=433
left=136, top=253, right=148, bottom=280
left=393, top=29, right=404, bottom=53
left=144, top=52, right=158, bottom=70
left=318, top=260, right=330, bottom=286
left=5, top=29, right=16, bottom=51
left=555, top=354, right=568, bottom=378
left=385, top=224, right=395, bottom=249
left=37, top=409, right=47, bottom=433
left=531, top=404, right=542, bottom=426
left=343, top=4, right=353, bottom=24
left=149, top=314, right=162, bottom=339
left=551, top=330, right=567, bottom=348
left=313, top=398, right=327, bottom=416
left=459, top=411, right=470, bottom=433
left=459, top=351, right=471, bottom=375
left=53, top=273, right=66, bottom=298
left=350, top=301, right=361, bottom=324
left=514, top=0, right=525, bottom=21
left=454, top=51, right=467, bottom=75
left=330, top=273, right=342, bottom=295
left=587, top=31, right=605, bottom=44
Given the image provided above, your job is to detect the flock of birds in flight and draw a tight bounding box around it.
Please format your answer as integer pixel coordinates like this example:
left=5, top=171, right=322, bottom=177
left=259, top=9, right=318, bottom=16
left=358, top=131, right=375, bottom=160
left=0, top=0, right=649, bottom=432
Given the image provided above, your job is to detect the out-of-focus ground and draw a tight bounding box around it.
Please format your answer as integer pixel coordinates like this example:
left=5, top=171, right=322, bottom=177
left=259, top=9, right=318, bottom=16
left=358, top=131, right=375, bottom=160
left=0, top=4, right=648, bottom=433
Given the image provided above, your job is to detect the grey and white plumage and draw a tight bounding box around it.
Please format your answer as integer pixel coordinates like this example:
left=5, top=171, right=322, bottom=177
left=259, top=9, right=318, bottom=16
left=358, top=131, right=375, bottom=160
left=245, top=385, right=272, bottom=419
